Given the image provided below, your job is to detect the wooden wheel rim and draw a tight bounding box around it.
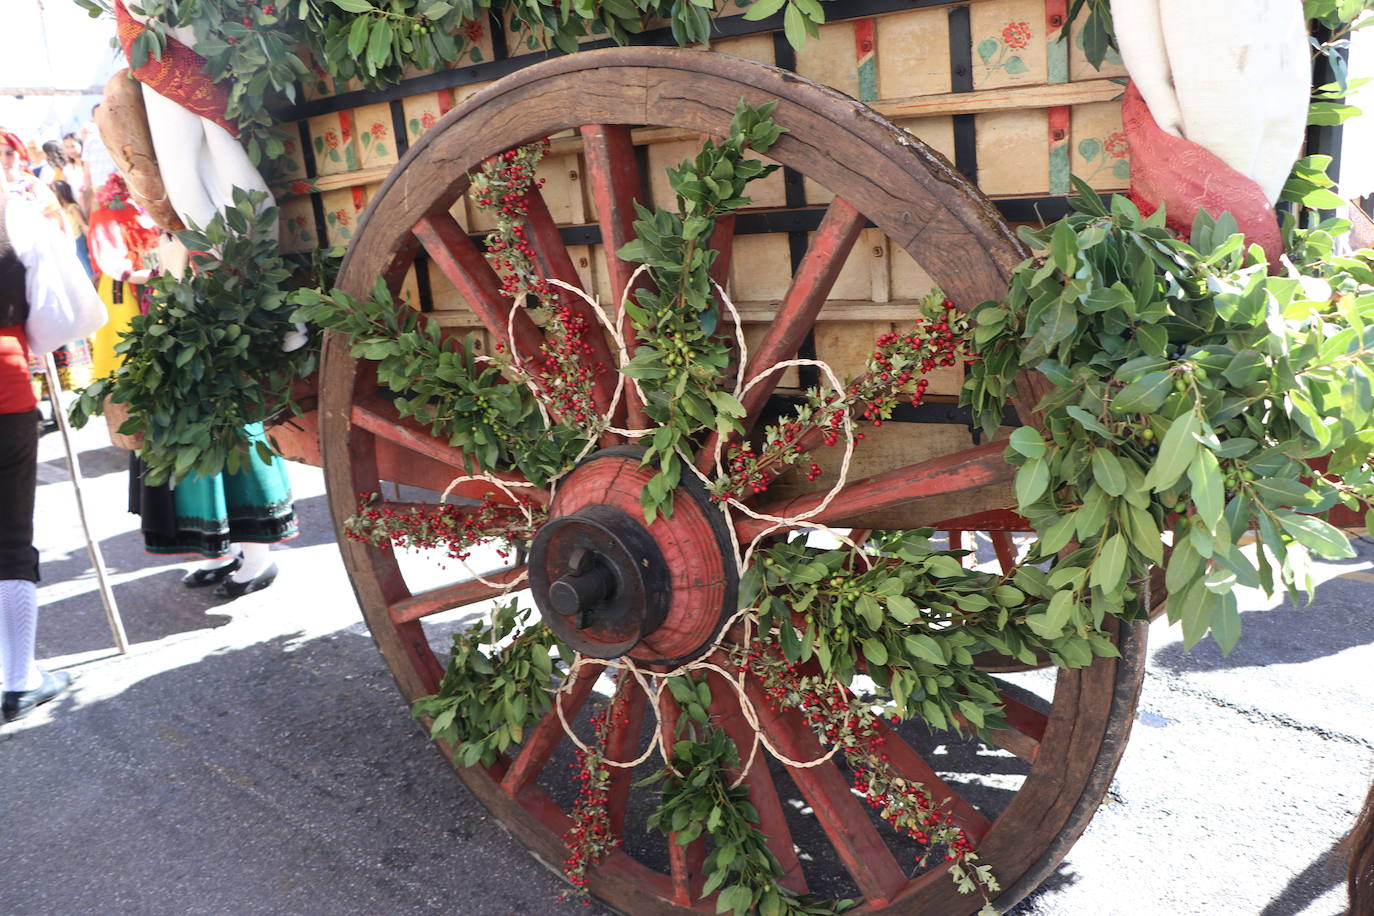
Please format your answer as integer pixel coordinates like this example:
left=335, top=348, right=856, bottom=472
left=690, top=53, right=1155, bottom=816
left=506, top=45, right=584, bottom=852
left=321, top=47, right=1145, bottom=914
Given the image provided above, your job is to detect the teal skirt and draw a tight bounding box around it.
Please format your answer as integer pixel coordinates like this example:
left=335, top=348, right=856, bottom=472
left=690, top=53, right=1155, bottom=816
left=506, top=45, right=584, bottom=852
left=131, top=424, right=297, bottom=558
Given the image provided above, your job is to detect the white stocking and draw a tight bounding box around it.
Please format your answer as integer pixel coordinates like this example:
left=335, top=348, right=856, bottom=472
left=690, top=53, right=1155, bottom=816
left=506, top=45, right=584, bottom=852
left=230, top=542, right=273, bottom=584
left=0, top=579, right=42, bottom=693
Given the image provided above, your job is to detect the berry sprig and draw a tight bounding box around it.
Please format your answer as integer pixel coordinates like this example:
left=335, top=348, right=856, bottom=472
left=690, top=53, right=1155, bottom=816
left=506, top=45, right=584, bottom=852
left=741, top=643, right=999, bottom=914
left=560, top=686, right=628, bottom=902
left=343, top=493, right=544, bottom=562
left=471, top=141, right=605, bottom=439
left=711, top=290, right=977, bottom=502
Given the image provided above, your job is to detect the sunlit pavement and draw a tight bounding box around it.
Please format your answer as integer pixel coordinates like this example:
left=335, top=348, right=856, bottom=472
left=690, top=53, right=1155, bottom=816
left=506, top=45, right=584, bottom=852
left=2, top=414, right=1370, bottom=915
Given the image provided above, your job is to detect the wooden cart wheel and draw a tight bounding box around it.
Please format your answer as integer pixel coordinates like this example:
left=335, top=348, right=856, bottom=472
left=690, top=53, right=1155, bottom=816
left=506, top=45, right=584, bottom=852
left=321, top=48, right=1147, bottom=914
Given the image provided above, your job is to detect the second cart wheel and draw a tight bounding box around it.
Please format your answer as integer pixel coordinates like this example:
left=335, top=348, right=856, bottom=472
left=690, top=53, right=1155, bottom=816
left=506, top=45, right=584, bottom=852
left=321, top=47, right=1146, bottom=914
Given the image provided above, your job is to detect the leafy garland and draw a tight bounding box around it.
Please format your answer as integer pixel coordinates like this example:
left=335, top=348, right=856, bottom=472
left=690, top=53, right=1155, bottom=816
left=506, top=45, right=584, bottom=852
left=964, top=180, right=1374, bottom=652
left=648, top=676, right=855, bottom=916
left=618, top=101, right=784, bottom=521
left=68, top=189, right=323, bottom=485
left=744, top=529, right=1116, bottom=731
left=412, top=599, right=568, bottom=768
left=73, top=0, right=828, bottom=168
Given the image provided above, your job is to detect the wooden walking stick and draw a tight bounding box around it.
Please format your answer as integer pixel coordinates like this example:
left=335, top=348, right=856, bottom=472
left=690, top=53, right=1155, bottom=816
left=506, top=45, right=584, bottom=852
left=42, top=354, right=129, bottom=654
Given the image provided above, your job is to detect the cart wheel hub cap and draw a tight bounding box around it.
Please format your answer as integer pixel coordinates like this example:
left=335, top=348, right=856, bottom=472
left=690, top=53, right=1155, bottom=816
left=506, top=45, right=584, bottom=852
left=529, top=447, right=738, bottom=664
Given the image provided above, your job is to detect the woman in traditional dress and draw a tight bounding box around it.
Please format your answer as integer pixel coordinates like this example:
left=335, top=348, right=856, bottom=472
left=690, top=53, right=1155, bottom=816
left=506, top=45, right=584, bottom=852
left=86, top=173, right=158, bottom=377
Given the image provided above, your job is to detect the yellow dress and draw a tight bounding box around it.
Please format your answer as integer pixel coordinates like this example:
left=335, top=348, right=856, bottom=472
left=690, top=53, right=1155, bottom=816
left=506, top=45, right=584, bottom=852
left=90, top=274, right=140, bottom=378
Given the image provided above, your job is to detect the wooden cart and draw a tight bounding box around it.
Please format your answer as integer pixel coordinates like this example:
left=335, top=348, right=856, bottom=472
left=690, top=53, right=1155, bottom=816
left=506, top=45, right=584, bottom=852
left=267, top=4, right=1161, bottom=912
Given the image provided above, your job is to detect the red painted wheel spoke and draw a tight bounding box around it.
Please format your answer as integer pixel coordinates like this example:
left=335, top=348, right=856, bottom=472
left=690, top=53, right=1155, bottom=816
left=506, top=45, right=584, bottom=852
left=351, top=396, right=550, bottom=506
left=738, top=441, right=1013, bottom=541
left=581, top=124, right=648, bottom=431
left=705, top=670, right=808, bottom=894
left=603, top=675, right=649, bottom=835
left=501, top=661, right=606, bottom=797
left=948, top=529, right=965, bottom=560
left=870, top=717, right=993, bottom=844
left=412, top=213, right=550, bottom=365
left=388, top=566, right=528, bottom=625
left=697, top=197, right=866, bottom=472
left=741, top=678, right=907, bottom=905
left=987, top=683, right=1048, bottom=763
left=520, top=187, right=620, bottom=414
left=990, top=530, right=1018, bottom=573
left=657, top=689, right=707, bottom=905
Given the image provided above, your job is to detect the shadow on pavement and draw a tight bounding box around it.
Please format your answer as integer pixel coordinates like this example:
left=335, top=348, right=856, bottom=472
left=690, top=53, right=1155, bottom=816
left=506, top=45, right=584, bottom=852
left=1257, top=840, right=1346, bottom=916
left=1151, top=590, right=1374, bottom=674
left=2, top=623, right=608, bottom=916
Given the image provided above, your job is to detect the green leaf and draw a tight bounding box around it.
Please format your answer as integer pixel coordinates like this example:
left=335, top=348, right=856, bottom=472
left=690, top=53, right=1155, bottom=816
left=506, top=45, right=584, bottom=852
left=367, top=18, right=392, bottom=70
left=1252, top=477, right=1319, bottom=509
left=856, top=594, right=884, bottom=628
left=904, top=633, right=945, bottom=665
left=1008, top=426, right=1047, bottom=458
left=1209, top=593, right=1242, bottom=655
left=886, top=594, right=919, bottom=624
left=1091, top=448, right=1128, bottom=497
left=1090, top=533, right=1128, bottom=592
left=1189, top=447, right=1224, bottom=532
left=1144, top=411, right=1199, bottom=492
left=742, top=0, right=785, bottom=19
left=1015, top=457, right=1050, bottom=507
left=861, top=637, right=888, bottom=667
left=1277, top=513, right=1354, bottom=559
left=1051, top=219, right=1078, bottom=273
left=1111, top=372, right=1172, bottom=414
left=1124, top=504, right=1165, bottom=565
left=328, top=0, right=374, bottom=12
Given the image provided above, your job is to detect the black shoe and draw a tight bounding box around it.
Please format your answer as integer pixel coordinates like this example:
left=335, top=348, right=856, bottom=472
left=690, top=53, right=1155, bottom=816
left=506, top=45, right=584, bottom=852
left=182, top=555, right=243, bottom=588
left=213, top=563, right=278, bottom=600
left=2, top=669, right=72, bottom=723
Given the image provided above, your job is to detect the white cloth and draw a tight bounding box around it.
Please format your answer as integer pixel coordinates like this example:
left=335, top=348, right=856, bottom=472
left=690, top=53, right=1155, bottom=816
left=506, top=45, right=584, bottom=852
left=8, top=197, right=107, bottom=356
left=1109, top=0, right=1309, bottom=204
left=126, top=15, right=276, bottom=236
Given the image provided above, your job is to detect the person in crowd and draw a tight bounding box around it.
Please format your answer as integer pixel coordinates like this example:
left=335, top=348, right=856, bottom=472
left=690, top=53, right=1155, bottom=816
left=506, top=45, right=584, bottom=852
left=2, top=133, right=62, bottom=225
left=34, top=141, right=67, bottom=184
left=80, top=108, right=118, bottom=192
left=0, top=194, right=105, bottom=722
left=133, top=426, right=296, bottom=598
left=62, top=133, right=93, bottom=215
left=51, top=181, right=92, bottom=280
left=86, top=173, right=157, bottom=377
left=4, top=134, right=92, bottom=431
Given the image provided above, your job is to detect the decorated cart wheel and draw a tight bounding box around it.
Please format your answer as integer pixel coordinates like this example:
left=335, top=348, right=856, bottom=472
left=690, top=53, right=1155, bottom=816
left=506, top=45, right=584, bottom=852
left=321, top=48, right=1148, bottom=914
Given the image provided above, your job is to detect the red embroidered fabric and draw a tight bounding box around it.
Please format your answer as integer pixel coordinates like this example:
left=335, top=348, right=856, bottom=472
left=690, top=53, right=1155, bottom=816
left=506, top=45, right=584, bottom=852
left=114, top=0, right=238, bottom=138
left=1122, top=81, right=1283, bottom=265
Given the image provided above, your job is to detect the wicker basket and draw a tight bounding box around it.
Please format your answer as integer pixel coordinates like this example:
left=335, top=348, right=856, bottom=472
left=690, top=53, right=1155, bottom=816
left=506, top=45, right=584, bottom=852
left=103, top=395, right=143, bottom=451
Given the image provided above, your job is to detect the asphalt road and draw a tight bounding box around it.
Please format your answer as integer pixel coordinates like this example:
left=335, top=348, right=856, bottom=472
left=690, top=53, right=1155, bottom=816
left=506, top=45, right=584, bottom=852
left=2, top=414, right=1370, bottom=916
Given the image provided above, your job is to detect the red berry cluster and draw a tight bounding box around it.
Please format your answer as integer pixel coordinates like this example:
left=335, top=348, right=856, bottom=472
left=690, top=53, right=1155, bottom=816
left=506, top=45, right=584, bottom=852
left=712, top=293, right=976, bottom=503
left=343, top=493, right=543, bottom=562
left=742, top=643, right=983, bottom=876
left=473, top=141, right=603, bottom=431
left=560, top=693, right=629, bottom=902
